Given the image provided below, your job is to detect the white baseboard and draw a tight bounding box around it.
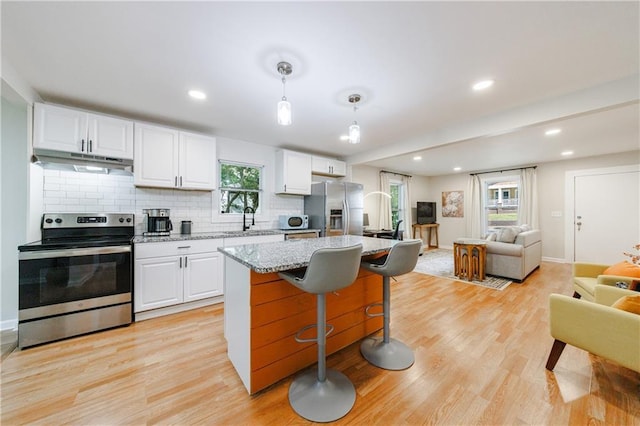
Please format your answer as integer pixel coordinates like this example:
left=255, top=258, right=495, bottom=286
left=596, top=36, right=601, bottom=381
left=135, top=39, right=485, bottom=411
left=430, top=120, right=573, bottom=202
left=542, top=256, right=567, bottom=263
left=1, top=319, right=18, bottom=332
left=134, top=296, right=223, bottom=322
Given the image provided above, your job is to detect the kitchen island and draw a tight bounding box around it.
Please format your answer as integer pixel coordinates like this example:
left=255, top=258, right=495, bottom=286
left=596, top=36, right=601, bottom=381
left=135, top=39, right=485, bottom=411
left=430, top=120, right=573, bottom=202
left=219, top=235, right=399, bottom=394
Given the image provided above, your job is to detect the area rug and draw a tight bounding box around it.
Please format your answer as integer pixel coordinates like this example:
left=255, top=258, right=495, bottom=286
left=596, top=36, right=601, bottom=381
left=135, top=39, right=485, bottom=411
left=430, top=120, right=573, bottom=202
left=413, top=248, right=512, bottom=290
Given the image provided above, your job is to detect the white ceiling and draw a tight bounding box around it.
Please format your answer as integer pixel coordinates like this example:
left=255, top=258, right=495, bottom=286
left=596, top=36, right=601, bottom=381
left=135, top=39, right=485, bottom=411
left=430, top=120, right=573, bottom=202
left=2, top=1, right=639, bottom=176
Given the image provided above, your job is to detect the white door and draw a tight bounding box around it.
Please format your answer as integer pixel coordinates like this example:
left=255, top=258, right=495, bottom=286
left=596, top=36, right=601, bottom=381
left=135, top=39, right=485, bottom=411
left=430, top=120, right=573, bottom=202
left=178, top=132, right=216, bottom=190
left=134, top=256, right=183, bottom=312
left=33, top=103, right=87, bottom=153
left=87, top=114, right=134, bottom=159
left=134, top=123, right=180, bottom=188
left=571, top=166, right=639, bottom=264
left=183, top=252, right=223, bottom=302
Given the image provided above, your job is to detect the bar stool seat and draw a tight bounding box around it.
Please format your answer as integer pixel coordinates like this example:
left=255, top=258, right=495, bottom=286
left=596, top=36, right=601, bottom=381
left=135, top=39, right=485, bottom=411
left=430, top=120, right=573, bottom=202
left=360, top=239, right=422, bottom=370
left=278, top=244, right=363, bottom=423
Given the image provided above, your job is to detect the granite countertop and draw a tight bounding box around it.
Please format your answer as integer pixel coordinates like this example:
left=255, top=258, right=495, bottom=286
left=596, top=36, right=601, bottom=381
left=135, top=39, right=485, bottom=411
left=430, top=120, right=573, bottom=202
left=132, top=228, right=320, bottom=244
left=218, top=235, right=399, bottom=274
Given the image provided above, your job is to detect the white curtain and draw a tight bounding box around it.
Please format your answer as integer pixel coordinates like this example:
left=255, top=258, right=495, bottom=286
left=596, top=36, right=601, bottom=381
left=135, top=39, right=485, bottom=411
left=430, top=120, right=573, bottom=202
left=519, top=167, right=539, bottom=228
left=378, top=172, right=392, bottom=229
left=401, top=174, right=412, bottom=238
left=465, top=174, right=483, bottom=238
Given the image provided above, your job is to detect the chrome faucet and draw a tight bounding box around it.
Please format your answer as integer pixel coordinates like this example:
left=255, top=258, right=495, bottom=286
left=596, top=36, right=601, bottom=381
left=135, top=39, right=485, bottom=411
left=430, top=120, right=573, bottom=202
left=243, top=207, right=255, bottom=231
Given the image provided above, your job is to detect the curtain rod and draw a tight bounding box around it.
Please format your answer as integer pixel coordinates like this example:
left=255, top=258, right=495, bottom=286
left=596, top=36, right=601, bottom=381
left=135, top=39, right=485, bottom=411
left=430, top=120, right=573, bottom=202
left=380, top=170, right=412, bottom=178
left=469, top=165, right=537, bottom=176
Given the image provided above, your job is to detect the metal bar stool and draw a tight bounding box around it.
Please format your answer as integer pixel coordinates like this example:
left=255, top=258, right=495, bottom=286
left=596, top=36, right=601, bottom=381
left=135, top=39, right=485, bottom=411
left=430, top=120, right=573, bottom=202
left=278, top=244, right=363, bottom=423
left=360, top=239, right=422, bottom=370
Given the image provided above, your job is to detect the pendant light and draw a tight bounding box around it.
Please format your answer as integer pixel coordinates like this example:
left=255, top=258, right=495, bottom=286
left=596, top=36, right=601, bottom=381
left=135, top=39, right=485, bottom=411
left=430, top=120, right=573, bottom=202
left=348, top=94, right=361, bottom=144
left=277, top=61, right=292, bottom=126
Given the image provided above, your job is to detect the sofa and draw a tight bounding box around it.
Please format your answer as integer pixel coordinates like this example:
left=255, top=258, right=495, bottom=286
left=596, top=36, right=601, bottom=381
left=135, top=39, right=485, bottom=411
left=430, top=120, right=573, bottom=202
left=484, top=226, right=542, bottom=281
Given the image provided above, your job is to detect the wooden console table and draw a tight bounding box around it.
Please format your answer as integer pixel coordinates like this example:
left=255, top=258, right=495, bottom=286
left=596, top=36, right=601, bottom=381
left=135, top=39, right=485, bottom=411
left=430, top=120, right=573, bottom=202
left=412, top=223, right=439, bottom=248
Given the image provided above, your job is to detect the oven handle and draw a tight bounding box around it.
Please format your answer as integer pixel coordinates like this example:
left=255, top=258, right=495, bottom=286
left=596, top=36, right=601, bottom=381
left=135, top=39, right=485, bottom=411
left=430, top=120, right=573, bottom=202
left=19, top=245, right=131, bottom=260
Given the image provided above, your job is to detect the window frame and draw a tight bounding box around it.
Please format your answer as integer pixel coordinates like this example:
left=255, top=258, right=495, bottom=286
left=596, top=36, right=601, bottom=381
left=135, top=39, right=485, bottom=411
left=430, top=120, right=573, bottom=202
left=213, top=160, right=265, bottom=222
left=482, top=174, right=520, bottom=231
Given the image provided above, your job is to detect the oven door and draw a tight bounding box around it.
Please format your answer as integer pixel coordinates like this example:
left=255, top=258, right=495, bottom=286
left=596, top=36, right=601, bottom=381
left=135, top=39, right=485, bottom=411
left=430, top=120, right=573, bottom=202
left=19, top=245, right=131, bottom=320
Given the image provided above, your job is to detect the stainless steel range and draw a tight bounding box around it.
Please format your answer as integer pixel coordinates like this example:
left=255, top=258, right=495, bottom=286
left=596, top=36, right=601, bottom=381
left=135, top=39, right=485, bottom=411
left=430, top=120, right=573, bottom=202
left=18, top=213, right=134, bottom=348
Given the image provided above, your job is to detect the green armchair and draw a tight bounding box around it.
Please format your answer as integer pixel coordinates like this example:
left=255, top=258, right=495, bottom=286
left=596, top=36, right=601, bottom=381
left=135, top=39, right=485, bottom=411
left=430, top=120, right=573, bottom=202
left=546, top=285, right=640, bottom=373
left=572, top=262, right=637, bottom=302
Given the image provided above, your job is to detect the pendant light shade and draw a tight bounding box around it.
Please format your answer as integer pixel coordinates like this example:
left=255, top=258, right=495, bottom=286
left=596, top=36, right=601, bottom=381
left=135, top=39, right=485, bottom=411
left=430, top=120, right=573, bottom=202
left=349, top=122, right=360, bottom=144
left=278, top=99, right=291, bottom=126
left=348, top=94, right=361, bottom=144
left=277, top=62, right=292, bottom=126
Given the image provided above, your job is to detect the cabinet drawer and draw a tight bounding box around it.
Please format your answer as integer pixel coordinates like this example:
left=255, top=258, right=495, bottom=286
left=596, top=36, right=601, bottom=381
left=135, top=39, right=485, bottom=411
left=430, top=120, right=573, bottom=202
left=135, top=238, right=223, bottom=259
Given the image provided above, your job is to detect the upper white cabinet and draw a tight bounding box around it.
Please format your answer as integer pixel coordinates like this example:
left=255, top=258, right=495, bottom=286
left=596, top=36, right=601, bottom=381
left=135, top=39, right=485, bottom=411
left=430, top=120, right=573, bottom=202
left=275, top=149, right=312, bottom=195
left=311, top=155, right=346, bottom=177
left=134, top=122, right=216, bottom=190
left=34, top=103, right=133, bottom=159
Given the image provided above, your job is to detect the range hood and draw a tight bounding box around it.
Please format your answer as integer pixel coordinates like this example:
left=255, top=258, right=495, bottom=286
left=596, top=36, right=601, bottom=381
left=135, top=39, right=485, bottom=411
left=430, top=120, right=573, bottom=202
left=32, top=148, right=133, bottom=174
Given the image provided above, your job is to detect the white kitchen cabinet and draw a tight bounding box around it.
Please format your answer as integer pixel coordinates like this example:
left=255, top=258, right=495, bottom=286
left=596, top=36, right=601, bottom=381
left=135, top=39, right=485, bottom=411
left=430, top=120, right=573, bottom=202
left=275, top=149, right=312, bottom=195
left=134, top=239, right=223, bottom=313
left=134, top=123, right=216, bottom=190
left=311, top=155, right=346, bottom=177
left=34, top=103, right=133, bottom=159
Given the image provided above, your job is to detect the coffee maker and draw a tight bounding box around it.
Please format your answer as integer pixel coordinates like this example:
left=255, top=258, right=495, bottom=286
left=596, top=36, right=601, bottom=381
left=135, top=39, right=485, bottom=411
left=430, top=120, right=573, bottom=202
left=142, top=208, right=173, bottom=236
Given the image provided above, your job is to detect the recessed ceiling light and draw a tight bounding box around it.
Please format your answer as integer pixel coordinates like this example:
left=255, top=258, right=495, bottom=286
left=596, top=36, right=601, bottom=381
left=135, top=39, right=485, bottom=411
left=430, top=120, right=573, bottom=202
left=339, top=135, right=350, bottom=141
left=188, top=90, right=206, bottom=100
left=472, top=79, right=494, bottom=91
left=413, top=156, right=422, bottom=161
left=545, top=128, right=562, bottom=136
left=453, top=167, right=462, bottom=172
left=561, top=150, right=574, bottom=156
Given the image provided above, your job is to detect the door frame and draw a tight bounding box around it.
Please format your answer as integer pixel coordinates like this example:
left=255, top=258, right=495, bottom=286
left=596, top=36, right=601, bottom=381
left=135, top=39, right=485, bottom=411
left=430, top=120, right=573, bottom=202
left=564, top=164, right=640, bottom=262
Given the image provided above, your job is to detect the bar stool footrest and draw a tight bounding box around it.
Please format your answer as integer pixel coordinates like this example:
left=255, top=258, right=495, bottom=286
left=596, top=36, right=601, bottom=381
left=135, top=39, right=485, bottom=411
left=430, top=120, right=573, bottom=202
left=364, top=303, right=384, bottom=318
left=360, top=336, right=415, bottom=370
left=288, top=368, right=356, bottom=422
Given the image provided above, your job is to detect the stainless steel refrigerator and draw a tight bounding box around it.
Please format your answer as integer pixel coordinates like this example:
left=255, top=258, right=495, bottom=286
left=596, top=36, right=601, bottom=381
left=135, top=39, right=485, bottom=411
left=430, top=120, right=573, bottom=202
left=304, top=182, right=364, bottom=237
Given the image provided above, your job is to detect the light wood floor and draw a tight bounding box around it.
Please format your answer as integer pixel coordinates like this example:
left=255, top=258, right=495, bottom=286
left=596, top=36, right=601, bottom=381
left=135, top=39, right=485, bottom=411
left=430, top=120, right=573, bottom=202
left=2, top=260, right=639, bottom=425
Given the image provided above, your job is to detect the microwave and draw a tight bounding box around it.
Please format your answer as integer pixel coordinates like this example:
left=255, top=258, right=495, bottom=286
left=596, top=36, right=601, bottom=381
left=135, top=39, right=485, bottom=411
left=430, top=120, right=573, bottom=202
left=279, top=215, right=309, bottom=230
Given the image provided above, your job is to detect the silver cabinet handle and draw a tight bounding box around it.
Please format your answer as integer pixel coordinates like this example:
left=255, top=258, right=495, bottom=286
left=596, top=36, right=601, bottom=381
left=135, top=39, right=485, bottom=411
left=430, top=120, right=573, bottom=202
left=180, top=176, right=183, bottom=187
left=81, top=139, right=85, bottom=152
left=175, top=176, right=178, bottom=187
left=89, top=140, right=93, bottom=152
left=179, top=257, right=182, bottom=268
left=177, top=245, right=191, bottom=249
left=184, top=256, right=188, bottom=267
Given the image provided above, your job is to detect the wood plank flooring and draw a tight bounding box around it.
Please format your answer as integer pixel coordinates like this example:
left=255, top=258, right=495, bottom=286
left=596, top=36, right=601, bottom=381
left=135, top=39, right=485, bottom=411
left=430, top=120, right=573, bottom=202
left=2, top=260, right=639, bottom=425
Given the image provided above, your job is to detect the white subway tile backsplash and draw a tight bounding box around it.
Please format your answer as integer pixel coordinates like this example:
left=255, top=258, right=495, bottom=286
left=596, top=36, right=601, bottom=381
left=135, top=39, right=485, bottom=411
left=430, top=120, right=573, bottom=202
left=42, top=170, right=304, bottom=233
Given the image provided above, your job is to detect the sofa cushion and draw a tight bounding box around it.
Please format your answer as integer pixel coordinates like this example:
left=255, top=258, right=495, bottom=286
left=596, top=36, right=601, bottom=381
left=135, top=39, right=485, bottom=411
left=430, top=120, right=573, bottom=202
left=574, top=276, right=598, bottom=300
left=486, top=241, right=524, bottom=256
left=485, top=232, right=497, bottom=241
left=496, top=226, right=519, bottom=243
left=612, top=294, right=640, bottom=315
left=603, top=261, right=640, bottom=278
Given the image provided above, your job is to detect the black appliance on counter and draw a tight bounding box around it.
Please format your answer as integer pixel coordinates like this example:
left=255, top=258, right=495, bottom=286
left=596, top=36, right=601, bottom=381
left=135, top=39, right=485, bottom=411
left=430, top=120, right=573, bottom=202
left=142, top=208, right=172, bottom=236
left=18, top=213, right=134, bottom=349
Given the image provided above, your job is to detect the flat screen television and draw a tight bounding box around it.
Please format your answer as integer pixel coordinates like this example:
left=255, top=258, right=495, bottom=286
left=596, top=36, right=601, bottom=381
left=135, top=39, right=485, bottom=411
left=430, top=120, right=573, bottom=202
left=417, top=201, right=436, bottom=224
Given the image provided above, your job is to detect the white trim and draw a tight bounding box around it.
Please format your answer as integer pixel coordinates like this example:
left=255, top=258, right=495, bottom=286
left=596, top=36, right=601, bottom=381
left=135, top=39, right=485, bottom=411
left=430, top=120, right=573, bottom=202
left=134, top=296, right=223, bottom=322
left=564, top=164, right=640, bottom=263
left=541, top=256, right=567, bottom=264
left=1, top=319, right=18, bottom=331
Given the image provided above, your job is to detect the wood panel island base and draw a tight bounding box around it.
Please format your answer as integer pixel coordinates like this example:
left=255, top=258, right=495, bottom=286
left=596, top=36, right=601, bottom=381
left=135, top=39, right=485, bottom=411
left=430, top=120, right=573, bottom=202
left=220, top=235, right=399, bottom=394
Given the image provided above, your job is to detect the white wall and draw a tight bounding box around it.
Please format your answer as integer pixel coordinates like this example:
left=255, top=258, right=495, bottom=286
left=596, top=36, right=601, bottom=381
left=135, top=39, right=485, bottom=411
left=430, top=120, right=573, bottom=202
left=420, top=150, right=640, bottom=259
left=1, top=85, right=29, bottom=330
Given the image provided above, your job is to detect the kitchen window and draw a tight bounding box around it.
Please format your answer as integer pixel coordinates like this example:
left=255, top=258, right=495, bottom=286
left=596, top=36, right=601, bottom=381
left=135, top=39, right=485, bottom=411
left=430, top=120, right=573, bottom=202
left=219, top=161, right=263, bottom=214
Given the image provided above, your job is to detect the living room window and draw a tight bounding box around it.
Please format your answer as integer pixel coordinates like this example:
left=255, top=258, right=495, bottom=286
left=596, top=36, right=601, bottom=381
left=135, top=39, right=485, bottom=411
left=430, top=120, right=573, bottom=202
left=390, top=182, right=405, bottom=230
left=485, top=177, right=519, bottom=228
left=219, top=161, right=263, bottom=214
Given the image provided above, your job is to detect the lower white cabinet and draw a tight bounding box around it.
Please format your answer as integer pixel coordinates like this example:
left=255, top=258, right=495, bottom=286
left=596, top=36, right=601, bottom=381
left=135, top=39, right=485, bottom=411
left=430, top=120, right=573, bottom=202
left=134, top=239, right=223, bottom=312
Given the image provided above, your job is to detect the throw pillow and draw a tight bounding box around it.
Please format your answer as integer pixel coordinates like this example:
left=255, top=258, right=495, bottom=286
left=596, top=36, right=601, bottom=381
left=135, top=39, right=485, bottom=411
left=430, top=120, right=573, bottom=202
left=519, top=224, right=531, bottom=232
left=496, top=227, right=519, bottom=243
left=612, top=294, right=640, bottom=315
left=603, top=261, right=640, bottom=278
left=485, top=232, right=497, bottom=241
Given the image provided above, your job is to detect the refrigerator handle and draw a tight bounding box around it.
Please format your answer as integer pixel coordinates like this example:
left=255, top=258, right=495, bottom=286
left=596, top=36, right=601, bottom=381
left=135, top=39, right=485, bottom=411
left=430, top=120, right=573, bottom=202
left=343, top=199, right=349, bottom=235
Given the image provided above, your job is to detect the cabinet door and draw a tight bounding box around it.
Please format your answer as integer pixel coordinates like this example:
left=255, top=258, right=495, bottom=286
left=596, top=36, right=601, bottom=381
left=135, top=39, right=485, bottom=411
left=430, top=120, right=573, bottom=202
left=134, top=123, right=180, bottom=188
left=33, top=103, right=87, bottom=153
left=134, top=256, right=183, bottom=312
left=87, top=114, right=134, bottom=159
left=329, top=159, right=347, bottom=177
left=183, top=252, right=223, bottom=302
left=276, top=150, right=311, bottom=195
left=178, top=132, right=216, bottom=190
left=311, top=156, right=331, bottom=175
